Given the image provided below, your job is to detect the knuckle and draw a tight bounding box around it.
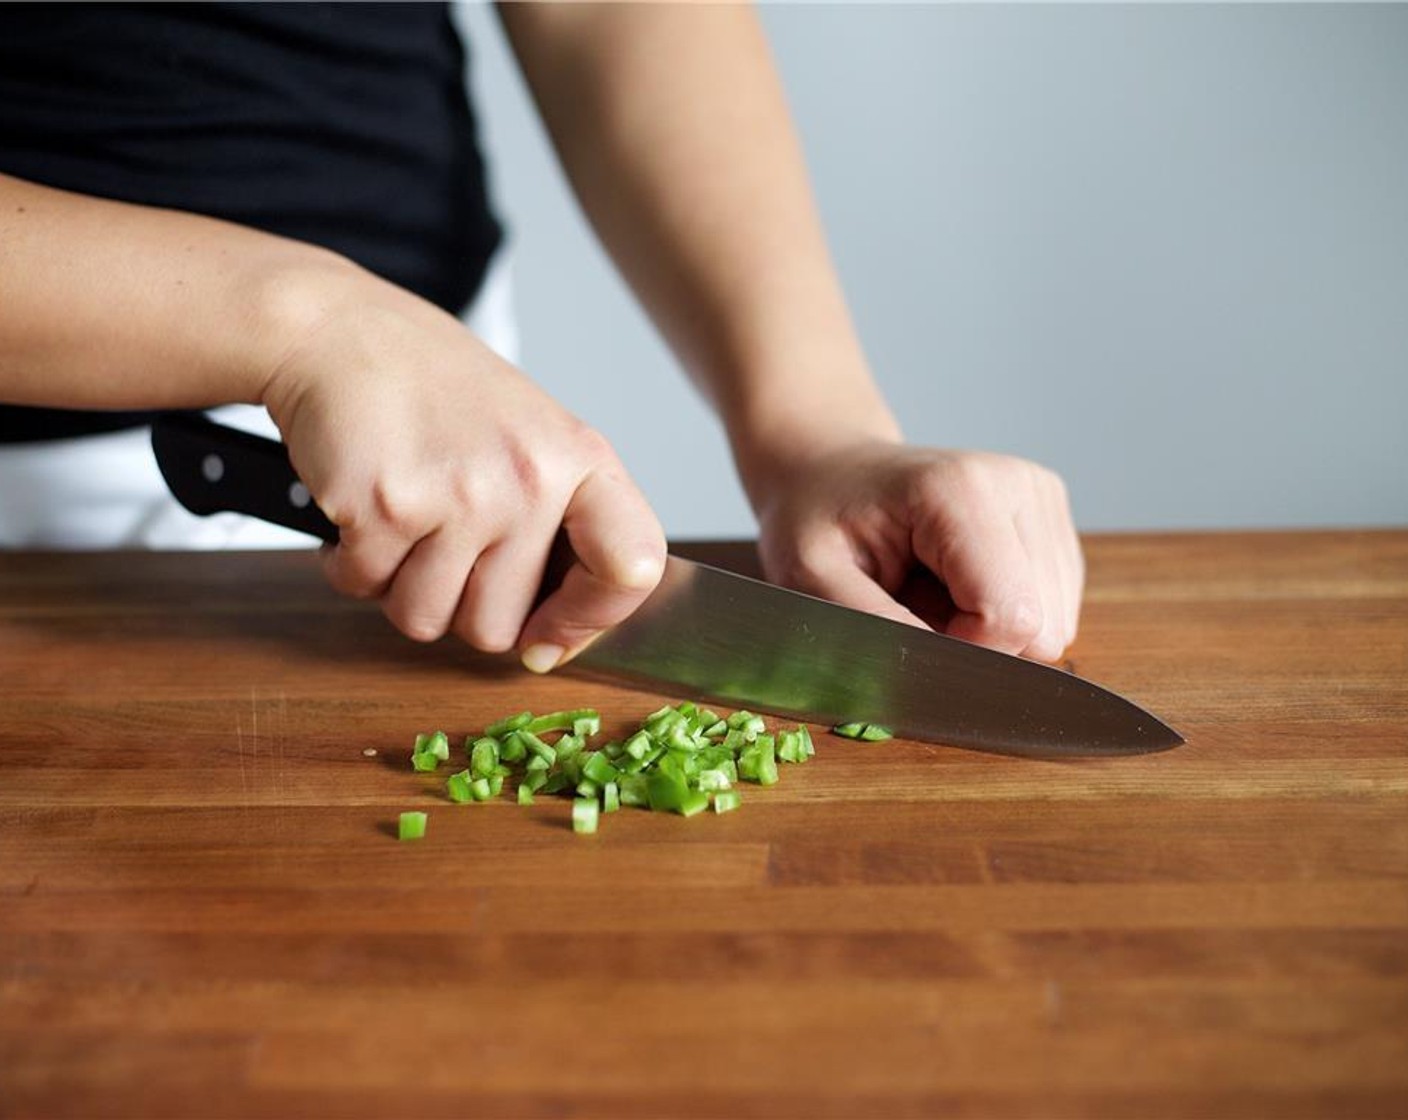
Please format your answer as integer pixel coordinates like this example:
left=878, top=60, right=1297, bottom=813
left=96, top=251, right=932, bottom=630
left=446, top=461, right=491, bottom=514
left=570, top=423, right=617, bottom=468
left=913, top=455, right=988, bottom=511
left=370, top=478, right=422, bottom=536
left=501, top=440, right=551, bottom=505
left=608, top=535, right=667, bottom=593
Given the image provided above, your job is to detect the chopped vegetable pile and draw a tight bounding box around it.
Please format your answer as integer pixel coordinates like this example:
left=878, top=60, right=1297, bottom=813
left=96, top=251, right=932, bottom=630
left=402, top=702, right=824, bottom=836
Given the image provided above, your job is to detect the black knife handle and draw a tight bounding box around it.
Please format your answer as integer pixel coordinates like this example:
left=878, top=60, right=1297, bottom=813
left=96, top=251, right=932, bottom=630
left=150, top=411, right=339, bottom=544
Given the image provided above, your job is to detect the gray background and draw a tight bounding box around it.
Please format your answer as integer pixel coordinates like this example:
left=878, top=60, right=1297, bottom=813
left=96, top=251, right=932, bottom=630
left=456, top=2, right=1407, bottom=537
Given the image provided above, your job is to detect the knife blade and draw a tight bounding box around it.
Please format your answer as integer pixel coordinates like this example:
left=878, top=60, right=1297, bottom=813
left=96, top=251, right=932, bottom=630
left=151, top=411, right=1183, bottom=757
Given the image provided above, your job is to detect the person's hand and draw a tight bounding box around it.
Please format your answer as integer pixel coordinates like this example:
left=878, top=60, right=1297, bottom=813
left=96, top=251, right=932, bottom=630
left=259, top=267, right=666, bottom=671
left=750, top=440, right=1083, bottom=662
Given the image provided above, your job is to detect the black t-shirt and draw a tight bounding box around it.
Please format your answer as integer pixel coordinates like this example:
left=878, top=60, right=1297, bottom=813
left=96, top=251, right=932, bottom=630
left=0, top=1, right=502, bottom=442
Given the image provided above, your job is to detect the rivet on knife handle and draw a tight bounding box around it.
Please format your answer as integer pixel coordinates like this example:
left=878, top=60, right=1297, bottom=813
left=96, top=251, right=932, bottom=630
left=150, top=411, right=339, bottom=543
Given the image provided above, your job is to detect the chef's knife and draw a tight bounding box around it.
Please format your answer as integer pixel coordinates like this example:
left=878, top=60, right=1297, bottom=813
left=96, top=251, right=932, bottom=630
left=151, top=411, right=1183, bottom=757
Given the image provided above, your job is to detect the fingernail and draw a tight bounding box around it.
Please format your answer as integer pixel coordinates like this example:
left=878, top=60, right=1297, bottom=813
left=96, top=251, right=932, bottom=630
left=520, top=643, right=564, bottom=674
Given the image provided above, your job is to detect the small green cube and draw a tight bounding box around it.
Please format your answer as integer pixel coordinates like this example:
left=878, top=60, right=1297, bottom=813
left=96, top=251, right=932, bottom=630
left=572, top=797, right=599, bottom=835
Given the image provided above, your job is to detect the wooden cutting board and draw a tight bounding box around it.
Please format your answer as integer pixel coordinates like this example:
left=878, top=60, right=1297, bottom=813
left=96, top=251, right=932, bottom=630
left=1, top=531, right=1406, bottom=1118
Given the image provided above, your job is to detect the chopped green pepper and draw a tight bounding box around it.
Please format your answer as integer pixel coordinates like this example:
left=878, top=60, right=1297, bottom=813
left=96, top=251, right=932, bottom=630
left=446, top=770, right=473, bottom=804
left=526, top=708, right=601, bottom=737
left=398, top=811, right=428, bottom=841
left=833, top=721, right=893, bottom=741
left=712, top=790, right=742, bottom=814
left=572, top=797, right=599, bottom=835
left=485, top=711, right=532, bottom=738
left=582, top=751, right=620, bottom=786
left=431, top=701, right=857, bottom=836
left=411, top=730, right=450, bottom=771
left=469, top=737, right=499, bottom=780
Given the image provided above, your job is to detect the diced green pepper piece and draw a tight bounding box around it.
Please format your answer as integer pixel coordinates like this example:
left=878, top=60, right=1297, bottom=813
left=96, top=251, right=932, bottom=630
left=414, top=731, right=450, bottom=760
left=541, top=772, right=573, bottom=796
left=617, top=775, right=649, bottom=807
left=582, top=751, right=620, bottom=786
left=398, top=811, right=428, bottom=841
left=469, top=777, right=493, bottom=802
left=488, top=773, right=504, bottom=797
left=524, top=768, right=549, bottom=793
left=470, top=737, right=499, bottom=780
left=558, top=751, right=586, bottom=786
left=777, top=730, right=808, bottom=764
left=678, top=789, right=710, bottom=817
left=520, top=732, right=556, bottom=765
left=526, top=708, right=600, bottom=736
left=624, top=730, right=653, bottom=761
left=832, top=721, right=893, bottom=741
left=525, top=752, right=550, bottom=774
left=642, top=707, right=677, bottom=739
left=572, top=797, right=599, bottom=835
left=697, top=768, right=732, bottom=792
left=485, top=711, right=532, bottom=738
left=662, top=721, right=698, bottom=751
left=602, top=781, right=620, bottom=814
left=646, top=769, right=691, bottom=814
left=701, top=719, right=727, bottom=738
left=446, top=770, right=473, bottom=804
left=712, top=790, right=742, bottom=814
left=517, top=783, right=535, bottom=806
left=411, top=730, right=450, bottom=771
left=411, top=750, right=442, bottom=773
left=725, top=711, right=766, bottom=740
left=738, top=736, right=778, bottom=785
left=576, top=779, right=599, bottom=799
left=498, top=732, right=526, bottom=764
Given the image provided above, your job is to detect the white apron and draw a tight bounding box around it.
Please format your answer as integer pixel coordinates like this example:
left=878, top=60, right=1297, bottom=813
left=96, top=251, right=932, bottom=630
left=0, top=251, right=518, bottom=550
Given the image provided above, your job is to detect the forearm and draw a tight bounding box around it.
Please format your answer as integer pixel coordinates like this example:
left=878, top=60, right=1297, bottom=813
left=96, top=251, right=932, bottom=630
left=0, top=172, right=364, bottom=412
left=497, top=3, right=901, bottom=505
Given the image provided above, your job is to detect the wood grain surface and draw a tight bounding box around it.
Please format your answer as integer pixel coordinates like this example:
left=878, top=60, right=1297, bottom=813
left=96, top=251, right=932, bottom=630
left=2, top=530, right=1406, bottom=1118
